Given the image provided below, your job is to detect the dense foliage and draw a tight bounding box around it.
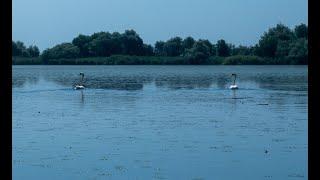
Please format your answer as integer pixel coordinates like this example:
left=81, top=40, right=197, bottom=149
left=12, top=23, right=307, bottom=65
left=12, top=41, right=40, bottom=57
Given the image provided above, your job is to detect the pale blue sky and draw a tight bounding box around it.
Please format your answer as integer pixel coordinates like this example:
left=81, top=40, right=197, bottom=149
left=13, top=0, right=307, bottom=51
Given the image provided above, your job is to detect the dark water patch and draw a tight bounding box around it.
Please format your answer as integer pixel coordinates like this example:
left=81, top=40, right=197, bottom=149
left=14, top=88, right=73, bottom=94
left=230, top=97, right=253, bottom=100
left=31, top=164, right=52, bottom=168
left=98, top=172, right=112, bottom=177
left=288, top=173, right=305, bottom=178
left=257, top=103, right=269, bottom=105
left=155, top=75, right=214, bottom=89
left=192, top=178, right=205, bottom=180
left=114, top=165, right=126, bottom=172
left=272, top=138, right=287, bottom=142
left=34, top=127, right=62, bottom=132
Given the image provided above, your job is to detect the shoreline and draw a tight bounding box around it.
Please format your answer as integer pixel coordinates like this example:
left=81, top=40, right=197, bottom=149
left=12, top=55, right=308, bottom=65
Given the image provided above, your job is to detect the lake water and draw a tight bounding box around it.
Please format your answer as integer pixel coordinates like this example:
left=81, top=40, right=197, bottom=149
left=13, top=65, right=308, bottom=180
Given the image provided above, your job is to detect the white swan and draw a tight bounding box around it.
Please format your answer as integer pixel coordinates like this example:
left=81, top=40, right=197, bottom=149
left=229, top=73, right=238, bottom=90
left=74, top=85, right=85, bottom=90
left=74, top=72, right=85, bottom=90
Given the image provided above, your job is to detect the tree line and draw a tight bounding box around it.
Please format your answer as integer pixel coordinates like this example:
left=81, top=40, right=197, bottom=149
left=12, top=41, right=40, bottom=57
left=12, top=23, right=307, bottom=65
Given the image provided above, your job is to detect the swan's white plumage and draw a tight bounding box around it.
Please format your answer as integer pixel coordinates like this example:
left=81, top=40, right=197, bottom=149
left=74, top=72, right=85, bottom=90
left=229, top=84, right=238, bottom=89
left=74, top=85, right=85, bottom=90
left=230, top=74, right=238, bottom=90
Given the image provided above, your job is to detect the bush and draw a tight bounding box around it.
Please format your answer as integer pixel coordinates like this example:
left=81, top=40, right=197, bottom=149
left=13, top=55, right=307, bottom=65
left=222, top=55, right=264, bottom=65
left=207, top=56, right=224, bottom=65
left=12, top=57, right=42, bottom=65
left=38, top=55, right=189, bottom=65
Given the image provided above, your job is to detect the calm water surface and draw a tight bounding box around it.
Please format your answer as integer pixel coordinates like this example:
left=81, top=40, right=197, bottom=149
left=13, top=65, right=308, bottom=180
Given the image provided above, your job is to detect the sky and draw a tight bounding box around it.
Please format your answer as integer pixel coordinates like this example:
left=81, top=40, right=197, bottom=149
left=13, top=0, right=308, bottom=51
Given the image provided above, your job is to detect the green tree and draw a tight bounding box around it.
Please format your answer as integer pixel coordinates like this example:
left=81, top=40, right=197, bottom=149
left=13, top=23, right=308, bottom=65
left=27, top=45, right=40, bottom=57
left=232, top=45, right=252, bottom=56
left=12, top=41, right=21, bottom=56
left=182, top=37, right=195, bottom=51
left=288, top=38, right=308, bottom=64
left=275, top=40, right=291, bottom=58
left=72, top=34, right=92, bottom=57
left=211, top=44, right=217, bottom=56
left=257, top=23, right=294, bottom=57
left=216, top=39, right=230, bottom=57
left=154, top=41, right=166, bottom=56
left=121, top=30, right=144, bottom=55
left=294, top=24, right=308, bottom=39
left=110, top=32, right=123, bottom=54
left=142, top=44, right=154, bottom=56
left=88, top=32, right=113, bottom=56
left=41, top=43, right=80, bottom=60
left=185, top=40, right=211, bottom=64
left=15, top=41, right=28, bottom=56
left=199, top=39, right=213, bottom=56
left=163, top=37, right=183, bottom=56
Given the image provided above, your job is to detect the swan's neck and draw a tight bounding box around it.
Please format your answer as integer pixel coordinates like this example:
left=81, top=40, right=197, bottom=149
left=80, top=75, right=84, bottom=85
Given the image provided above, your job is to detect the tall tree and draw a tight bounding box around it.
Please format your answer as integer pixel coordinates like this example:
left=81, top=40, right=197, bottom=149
left=288, top=38, right=308, bottom=64
left=110, top=32, right=123, bottom=54
left=294, top=24, right=308, bottom=39
left=154, top=41, right=166, bottom=56
left=275, top=41, right=291, bottom=58
left=88, top=32, right=113, bottom=56
left=231, top=45, right=252, bottom=56
left=121, top=30, right=144, bottom=55
left=185, top=40, right=211, bottom=64
left=216, top=39, right=230, bottom=57
left=257, top=23, right=294, bottom=57
left=41, top=43, right=80, bottom=60
left=72, top=34, right=92, bottom=57
left=12, top=41, right=21, bottom=56
left=142, top=44, right=154, bottom=56
left=182, top=37, right=195, bottom=51
left=163, top=37, right=183, bottom=56
left=27, top=45, right=40, bottom=57
left=199, top=39, right=213, bottom=56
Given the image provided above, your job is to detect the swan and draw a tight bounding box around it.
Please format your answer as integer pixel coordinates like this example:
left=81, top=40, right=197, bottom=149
left=74, top=72, right=85, bottom=90
left=229, top=73, right=238, bottom=90
left=74, top=85, right=85, bottom=90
